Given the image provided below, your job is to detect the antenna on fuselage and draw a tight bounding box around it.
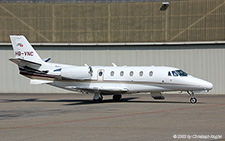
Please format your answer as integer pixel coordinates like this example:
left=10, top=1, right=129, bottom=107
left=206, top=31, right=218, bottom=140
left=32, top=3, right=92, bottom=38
left=112, top=63, right=117, bottom=67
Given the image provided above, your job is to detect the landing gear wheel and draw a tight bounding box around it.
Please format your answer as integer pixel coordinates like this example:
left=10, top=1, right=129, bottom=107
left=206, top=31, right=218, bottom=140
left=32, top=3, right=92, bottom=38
left=113, top=95, right=122, bottom=102
left=187, top=91, right=197, bottom=104
left=190, top=97, right=197, bottom=104
left=93, top=97, right=103, bottom=103
left=93, top=93, right=103, bottom=103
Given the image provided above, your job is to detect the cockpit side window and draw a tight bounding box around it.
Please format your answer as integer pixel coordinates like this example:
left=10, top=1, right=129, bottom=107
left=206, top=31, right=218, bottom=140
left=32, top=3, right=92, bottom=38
left=168, top=71, right=172, bottom=76
left=172, top=71, right=178, bottom=76
left=175, top=70, right=188, bottom=76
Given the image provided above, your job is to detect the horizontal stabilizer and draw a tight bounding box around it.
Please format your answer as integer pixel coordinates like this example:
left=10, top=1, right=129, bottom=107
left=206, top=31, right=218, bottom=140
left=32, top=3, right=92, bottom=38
left=30, top=79, right=53, bottom=85
left=9, top=58, right=41, bottom=69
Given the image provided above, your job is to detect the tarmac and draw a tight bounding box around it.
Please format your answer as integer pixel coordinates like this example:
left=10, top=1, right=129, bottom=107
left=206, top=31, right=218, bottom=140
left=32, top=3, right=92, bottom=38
left=0, top=93, right=224, bottom=141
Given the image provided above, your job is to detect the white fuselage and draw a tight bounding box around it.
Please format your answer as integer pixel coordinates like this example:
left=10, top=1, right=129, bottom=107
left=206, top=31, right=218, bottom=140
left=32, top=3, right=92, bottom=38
left=46, top=65, right=213, bottom=94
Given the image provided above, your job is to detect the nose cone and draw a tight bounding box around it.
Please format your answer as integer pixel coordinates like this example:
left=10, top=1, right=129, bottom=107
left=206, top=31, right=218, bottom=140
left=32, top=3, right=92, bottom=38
left=197, top=79, right=213, bottom=91
left=202, top=81, right=213, bottom=90
left=191, top=77, right=213, bottom=91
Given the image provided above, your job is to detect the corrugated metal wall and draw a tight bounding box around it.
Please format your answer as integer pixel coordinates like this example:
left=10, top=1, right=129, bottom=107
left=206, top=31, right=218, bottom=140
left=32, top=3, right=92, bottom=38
left=1, top=44, right=225, bottom=94
left=0, top=0, right=224, bottom=94
left=0, top=0, right=224, bottom=43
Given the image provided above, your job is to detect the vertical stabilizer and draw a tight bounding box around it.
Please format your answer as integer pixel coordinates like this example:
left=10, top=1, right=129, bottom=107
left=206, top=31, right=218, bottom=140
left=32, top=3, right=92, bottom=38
left=10, top=35, right=44, bottom=64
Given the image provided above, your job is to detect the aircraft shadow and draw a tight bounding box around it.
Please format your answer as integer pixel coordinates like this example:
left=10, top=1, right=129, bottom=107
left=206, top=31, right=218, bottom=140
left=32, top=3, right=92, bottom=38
left=1, top=98, right=39, bottom=102
left=0, top=97, right=205, bottom=105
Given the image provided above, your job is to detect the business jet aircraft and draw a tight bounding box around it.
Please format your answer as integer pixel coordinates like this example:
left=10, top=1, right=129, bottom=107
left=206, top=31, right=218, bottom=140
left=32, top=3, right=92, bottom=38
left=9, top=35, right=213, bottom=104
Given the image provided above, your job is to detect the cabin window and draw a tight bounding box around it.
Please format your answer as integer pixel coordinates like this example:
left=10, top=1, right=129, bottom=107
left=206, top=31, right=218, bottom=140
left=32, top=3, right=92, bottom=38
left=120, top=71, right=124, bottom=76
left=149, top=71, right=153, bottom=76
left=110, top=71, right=114, bottom=76
left=99, top=71, right=103, bottom=76
left=172, top=71, right=178, bottom=76
left=168, top=71, right=172, bottom=76
left=130, top=71, right=134, bottom=76
left=139, top=71, right=143, bottom=76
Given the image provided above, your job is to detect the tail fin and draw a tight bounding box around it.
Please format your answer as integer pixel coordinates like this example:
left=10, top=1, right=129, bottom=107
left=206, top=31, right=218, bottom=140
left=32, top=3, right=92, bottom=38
left=10, top=35, right=44, bottom=64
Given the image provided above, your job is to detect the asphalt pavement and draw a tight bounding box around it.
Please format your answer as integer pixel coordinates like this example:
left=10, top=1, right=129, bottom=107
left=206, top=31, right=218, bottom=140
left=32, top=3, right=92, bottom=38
left=0, top=93, right=224, bottom=141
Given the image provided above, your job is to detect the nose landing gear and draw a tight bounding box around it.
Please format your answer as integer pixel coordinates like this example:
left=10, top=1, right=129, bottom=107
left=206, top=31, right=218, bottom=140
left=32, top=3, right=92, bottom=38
left=187, top=91, right=197, bottom=104
left=190, top=97, right=197, bottom=104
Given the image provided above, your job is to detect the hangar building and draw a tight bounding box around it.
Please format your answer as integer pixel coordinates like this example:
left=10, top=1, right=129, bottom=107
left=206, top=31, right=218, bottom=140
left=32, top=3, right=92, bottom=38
left=0, top=0, right=224, bottom=94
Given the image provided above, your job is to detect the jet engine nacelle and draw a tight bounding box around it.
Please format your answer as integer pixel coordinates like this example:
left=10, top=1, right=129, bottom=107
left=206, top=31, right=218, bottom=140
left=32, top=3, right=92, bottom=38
left=61, top=67, right=91, bottom=80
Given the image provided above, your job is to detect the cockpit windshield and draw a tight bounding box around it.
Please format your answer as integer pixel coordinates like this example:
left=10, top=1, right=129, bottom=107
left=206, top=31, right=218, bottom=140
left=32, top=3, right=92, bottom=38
left=170, top=70, right=188, bottom=77
left=172, top=71, right=178, bottom=76
left=175, top=70, right=188, bottom=76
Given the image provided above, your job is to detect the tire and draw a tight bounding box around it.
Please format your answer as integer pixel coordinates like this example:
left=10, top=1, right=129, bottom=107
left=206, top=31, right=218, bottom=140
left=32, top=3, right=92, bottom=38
left=113, top=95, right=122, bottom=102
left=190, top=97, right=197, bottom=104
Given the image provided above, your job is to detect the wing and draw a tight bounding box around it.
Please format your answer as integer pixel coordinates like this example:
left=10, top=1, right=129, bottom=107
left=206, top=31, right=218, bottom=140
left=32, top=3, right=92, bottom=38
left=65, top=86, right=129, bottom=94
left=30, top=79, right=53, bottom=85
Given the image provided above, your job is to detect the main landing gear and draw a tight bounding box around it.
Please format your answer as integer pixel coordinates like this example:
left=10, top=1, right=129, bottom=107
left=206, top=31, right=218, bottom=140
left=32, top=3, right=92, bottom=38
left=93, top=93, right=122, bottom=102
left=113, top=94, right=122, bottom=102
left=93, top=93, right=103, bottom=102
left=187, top=91, right=197, bottom=104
